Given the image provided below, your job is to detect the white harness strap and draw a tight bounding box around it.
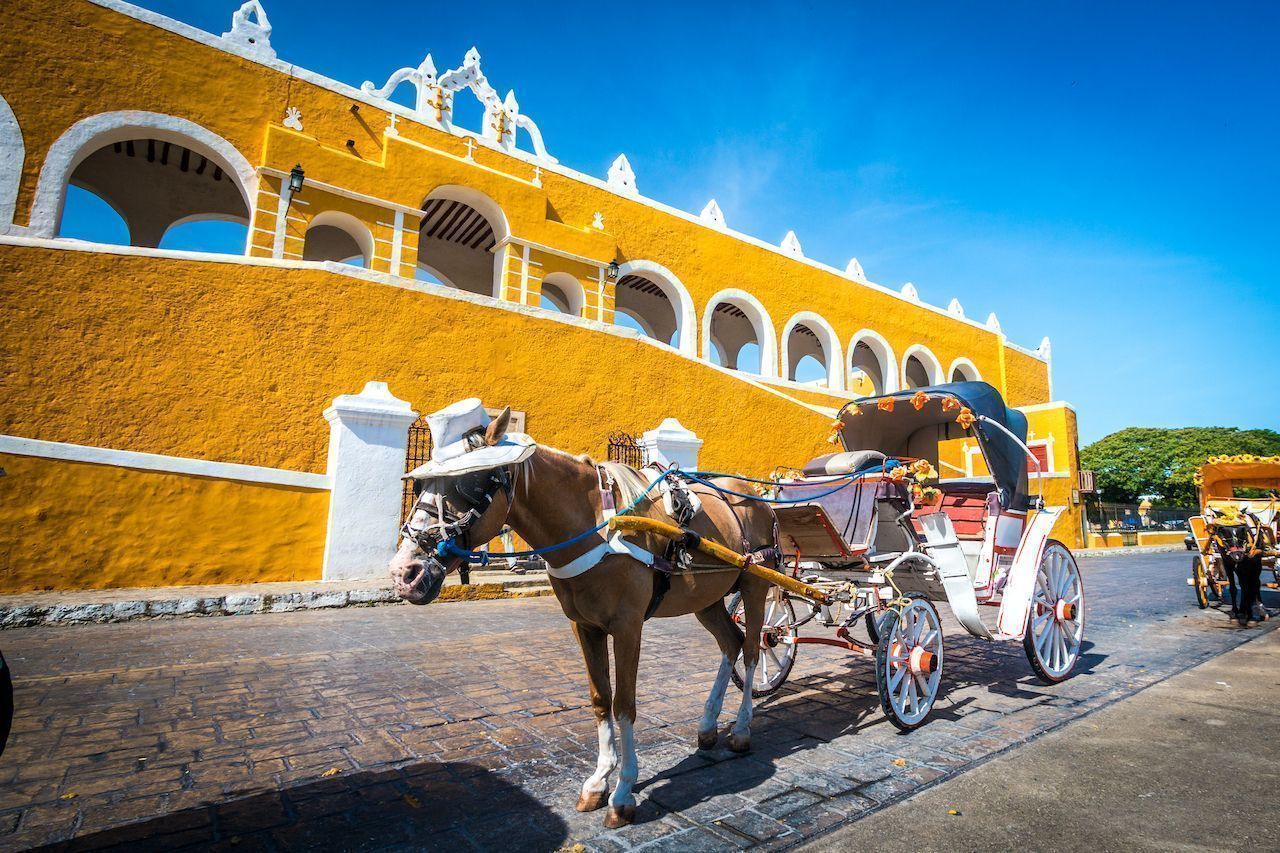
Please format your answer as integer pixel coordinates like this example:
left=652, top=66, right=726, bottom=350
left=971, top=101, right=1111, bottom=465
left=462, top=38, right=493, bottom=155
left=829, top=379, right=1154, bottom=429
left=546, top=532, right=656, bottom=579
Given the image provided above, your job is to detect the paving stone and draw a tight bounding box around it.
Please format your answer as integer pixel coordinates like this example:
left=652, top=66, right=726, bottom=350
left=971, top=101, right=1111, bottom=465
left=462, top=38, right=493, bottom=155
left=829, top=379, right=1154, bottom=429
left=303, top=591, right=349, bottom=609
left=223, top=593, right=264, bottom=615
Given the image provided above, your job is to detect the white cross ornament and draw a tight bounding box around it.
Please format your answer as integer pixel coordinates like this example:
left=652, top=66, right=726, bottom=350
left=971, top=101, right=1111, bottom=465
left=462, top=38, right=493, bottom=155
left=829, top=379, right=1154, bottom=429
left=385, top=113, right=399, bottom=137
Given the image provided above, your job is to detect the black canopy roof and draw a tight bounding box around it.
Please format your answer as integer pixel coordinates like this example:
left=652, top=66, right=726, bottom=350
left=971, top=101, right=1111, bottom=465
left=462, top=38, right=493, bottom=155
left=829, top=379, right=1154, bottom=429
left=835, top=381, right=1032, bottom=511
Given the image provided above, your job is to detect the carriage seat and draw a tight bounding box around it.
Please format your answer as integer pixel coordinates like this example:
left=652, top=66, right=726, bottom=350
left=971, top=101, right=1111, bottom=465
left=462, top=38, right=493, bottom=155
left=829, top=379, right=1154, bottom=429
left=929, top=479, right=998, bottom=541
left=802, top=450, right=887, bottom=477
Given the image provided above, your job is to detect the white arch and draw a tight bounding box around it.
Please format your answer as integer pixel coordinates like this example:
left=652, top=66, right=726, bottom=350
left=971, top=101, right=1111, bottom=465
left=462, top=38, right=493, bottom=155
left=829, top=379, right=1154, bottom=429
left=540, top=271, right=586, bottom=317
left=421, top=184, right=511, bottom=299
left=901, top=343, right=944, bottom=389
left=847, top=329, right=898, bottom=396
left=780, top=311, right=845, bottom=391
left=28, top=111, right=257, bottom=240
left=702, top=288, right=778, bottom=378
left=615, top=260, right=697, bottom=356
left=948, top=357, right=981, bottom=383
left=0, top=95, right=22, bottom=229
left=305, top=209, right=375, bottom=265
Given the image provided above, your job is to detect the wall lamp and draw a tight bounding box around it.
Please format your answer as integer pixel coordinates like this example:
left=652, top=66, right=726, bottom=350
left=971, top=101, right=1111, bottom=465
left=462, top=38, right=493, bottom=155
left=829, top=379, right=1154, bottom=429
left=606, top=260, right=619, bottom=282
left=288, top=164, right=306, bottom=194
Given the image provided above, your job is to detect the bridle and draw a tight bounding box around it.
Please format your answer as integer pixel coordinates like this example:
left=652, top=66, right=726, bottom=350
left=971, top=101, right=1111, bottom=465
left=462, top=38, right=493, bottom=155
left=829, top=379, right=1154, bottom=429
left=401, top=460, right=516, bottom=559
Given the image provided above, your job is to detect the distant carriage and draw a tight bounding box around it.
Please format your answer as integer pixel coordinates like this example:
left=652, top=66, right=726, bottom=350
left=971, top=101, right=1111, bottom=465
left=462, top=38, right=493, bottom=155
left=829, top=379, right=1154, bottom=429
left=1187, top=456, right=1279, bottom=618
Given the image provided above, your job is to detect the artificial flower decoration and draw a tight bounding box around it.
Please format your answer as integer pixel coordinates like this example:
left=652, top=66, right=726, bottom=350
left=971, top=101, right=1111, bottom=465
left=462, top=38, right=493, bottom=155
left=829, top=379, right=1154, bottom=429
left=911, top=459, right=937, bottom=481
left=911, top=390, right=928, bottom=411
left=889, top=465, right=907, bottom=482
left=827, top=419, right=844, bottom=445
left=911, top=483, right=923, bottom=503
left=920, top=486, right=941, bottom=506
left=941, top=397, right=960, bottom=412
left=877, top=397, right=895, bottom=413
left=956, top=406, right=976, bottom=430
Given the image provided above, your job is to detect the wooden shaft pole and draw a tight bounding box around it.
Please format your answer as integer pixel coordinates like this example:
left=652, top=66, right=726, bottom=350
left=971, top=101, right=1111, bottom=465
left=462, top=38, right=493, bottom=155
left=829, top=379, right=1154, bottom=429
left=609, top=515, right=832, bottom=604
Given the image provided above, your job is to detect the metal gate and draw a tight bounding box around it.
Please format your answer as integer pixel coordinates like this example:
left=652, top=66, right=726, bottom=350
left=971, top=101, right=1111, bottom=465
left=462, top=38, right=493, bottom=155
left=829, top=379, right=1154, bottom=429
left=606, top=431, right=645, bottom=468
left=401, top=415, right=432, bottom=525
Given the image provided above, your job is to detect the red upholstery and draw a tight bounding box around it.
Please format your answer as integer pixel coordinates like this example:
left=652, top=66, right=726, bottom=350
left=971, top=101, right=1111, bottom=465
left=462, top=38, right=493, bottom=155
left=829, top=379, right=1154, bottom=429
left=939, top=494, right=988, bottom=539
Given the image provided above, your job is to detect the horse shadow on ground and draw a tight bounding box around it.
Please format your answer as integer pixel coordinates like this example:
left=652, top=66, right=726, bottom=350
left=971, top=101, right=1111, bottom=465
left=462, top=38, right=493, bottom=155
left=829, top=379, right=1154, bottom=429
left=30, top=760, right=567, bottom=853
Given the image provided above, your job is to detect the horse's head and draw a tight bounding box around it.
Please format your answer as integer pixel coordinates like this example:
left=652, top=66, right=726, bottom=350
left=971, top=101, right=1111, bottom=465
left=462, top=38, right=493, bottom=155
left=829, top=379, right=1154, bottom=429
left=390, top=404, right=531, bottom=604
left=1212, top=522, right=1251, bottom=566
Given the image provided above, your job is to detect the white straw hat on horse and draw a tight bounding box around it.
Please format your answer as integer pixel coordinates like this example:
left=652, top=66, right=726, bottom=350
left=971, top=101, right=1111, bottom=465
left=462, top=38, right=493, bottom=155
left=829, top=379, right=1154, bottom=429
left=405, top=398, right=536, bottom=479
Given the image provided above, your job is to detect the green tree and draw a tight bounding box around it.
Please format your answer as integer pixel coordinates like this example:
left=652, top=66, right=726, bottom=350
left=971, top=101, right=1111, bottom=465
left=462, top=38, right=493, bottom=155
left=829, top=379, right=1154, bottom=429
left=1080, top=427, right=1280, bottom=506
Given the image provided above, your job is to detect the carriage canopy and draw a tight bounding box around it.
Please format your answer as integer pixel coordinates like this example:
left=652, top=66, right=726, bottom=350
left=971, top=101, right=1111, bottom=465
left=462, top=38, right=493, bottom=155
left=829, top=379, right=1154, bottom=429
left=834, top=381, right=1032, bottom=512
left=1196, top=456, right=1280, bottom=504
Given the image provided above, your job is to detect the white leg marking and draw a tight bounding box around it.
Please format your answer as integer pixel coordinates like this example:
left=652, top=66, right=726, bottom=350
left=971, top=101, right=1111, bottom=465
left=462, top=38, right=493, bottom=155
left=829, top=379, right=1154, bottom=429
left=608, top=717, right=638, bottom=809
left=732, top=663, right=755, bottom=737
left=582, top=718, right=617, bottom=796
left=699, top=655, right=732, bottom=734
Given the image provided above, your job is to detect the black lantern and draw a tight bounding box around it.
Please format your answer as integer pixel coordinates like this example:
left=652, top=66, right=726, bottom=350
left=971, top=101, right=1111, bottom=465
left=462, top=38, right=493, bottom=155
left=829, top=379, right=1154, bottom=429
left=606, top=260, right=620, bottom=282
left=288, top=164, right=305, bottom=194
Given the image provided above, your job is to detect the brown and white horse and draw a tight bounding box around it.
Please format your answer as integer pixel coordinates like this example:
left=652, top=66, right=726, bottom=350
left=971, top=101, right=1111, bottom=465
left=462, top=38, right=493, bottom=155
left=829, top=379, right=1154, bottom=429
left=389, top=408, right=775, bottom=828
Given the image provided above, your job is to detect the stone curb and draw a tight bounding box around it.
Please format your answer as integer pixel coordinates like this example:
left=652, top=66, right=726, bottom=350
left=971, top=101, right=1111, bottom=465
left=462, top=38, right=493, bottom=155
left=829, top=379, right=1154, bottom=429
left=1075, top=544, right=1188, bottom=558
left=0, top=587, right=406, bottom=629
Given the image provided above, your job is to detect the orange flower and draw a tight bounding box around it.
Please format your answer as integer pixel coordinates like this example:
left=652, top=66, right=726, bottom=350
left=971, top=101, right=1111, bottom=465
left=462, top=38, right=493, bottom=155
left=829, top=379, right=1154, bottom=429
left=889, top=464, right=907, bottom=482
left=827, top=419, right=843, bottom=445
left=941, top=397, right=960, bottom=412
left=911, top=391, right=928, bottom=411
left=911, top=484, right=924, bottom=503
left=911, top=459, right=937, bottom=481
left=877, top=397, right=895, bottom=413
left=956, top=407, right=976, bottom=430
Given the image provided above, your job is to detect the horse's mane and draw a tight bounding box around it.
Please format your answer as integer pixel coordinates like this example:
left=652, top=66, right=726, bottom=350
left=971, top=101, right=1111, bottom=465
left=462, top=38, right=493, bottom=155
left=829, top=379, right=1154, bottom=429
left=524, top=445, right=651, bottom=508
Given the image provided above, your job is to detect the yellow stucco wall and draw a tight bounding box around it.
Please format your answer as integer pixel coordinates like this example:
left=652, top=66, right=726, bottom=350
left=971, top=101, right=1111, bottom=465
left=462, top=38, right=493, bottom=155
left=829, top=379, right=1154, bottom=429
left=0, top=453, right=328, bottom=592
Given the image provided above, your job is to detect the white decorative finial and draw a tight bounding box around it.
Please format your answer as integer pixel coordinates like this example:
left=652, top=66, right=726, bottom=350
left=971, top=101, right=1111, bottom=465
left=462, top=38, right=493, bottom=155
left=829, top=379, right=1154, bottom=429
left=282, top=106, right=303, bottom=131
left=385, top=113, right=400, bottom=137
left=362, top=54, right=439, bottom=118
left=947, top=298, right=965, bottom=318
left=592, top=211, right=605, bottom=230
left=607, top=154, right=638, bottom=195
left=222, top=1, right=275, bottom=61
left=781, top=230, right=803, bottom=258
left=845, top=258, right=865, bottom=281
left=464, top=46, right=482, bottom=66
left=699, top=199, right=726, bottom=229
left=1037, top=336, right=1052, bottom=359
left=900, top=282, right=919, bottom=301
left=986, top=312, right=1001, bottom=331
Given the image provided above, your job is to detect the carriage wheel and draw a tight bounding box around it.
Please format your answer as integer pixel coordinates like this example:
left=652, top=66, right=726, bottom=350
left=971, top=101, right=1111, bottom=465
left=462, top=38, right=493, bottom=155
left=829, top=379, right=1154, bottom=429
left=728, top=589, right=799, bottom=698
left=1192, top=555, right=1210, bottom=609
left=1024, top=540, right=1085, bottom=684
left=865, top=610, right=882, bottom=644
left=874, top=594, right=945, bottom=731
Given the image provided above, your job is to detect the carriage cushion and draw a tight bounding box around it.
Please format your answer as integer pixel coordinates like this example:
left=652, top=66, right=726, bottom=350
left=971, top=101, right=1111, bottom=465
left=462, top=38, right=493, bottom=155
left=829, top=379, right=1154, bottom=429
left=802, top=450, right=887, bottom=477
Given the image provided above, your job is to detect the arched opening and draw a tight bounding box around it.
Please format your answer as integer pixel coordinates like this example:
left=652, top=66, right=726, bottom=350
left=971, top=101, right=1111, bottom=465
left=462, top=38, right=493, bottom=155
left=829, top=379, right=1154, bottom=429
left=539, top=272, right=585, bottom=317
left=414, top=263, right=454, bottom=287
left=848, top=330, right=897, bottom=397
left=703, top=290, right=776, bottom=377
left=55, top=132, right=250, bottom=250
left=901, top=345, right=943, bottom=389
left=949, top=358, right=981, bottom=383
left=303, top=210, right=373, bottom=268
left=782, top=313, right=843, bottom=390
left=417, top=186, right=508, bottom=297
left=613, top=261, right=696, bottom=354
left=57, top=184, right=130, bottom=244
left=160, top=217, right=250, bottom=255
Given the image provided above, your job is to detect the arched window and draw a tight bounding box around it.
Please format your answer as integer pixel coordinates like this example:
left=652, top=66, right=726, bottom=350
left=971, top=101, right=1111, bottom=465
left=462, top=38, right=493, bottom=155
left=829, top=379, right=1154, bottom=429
left=539, top=272, right=585, bottom=317
left=613, top=261, right=697, bottom=354
left=901, top=345, right=943, bottom=389
left=949, top=358, right=981, bottom=383
left=782, top=312, right=843, bottom=390
left=418, top=186, right=509, bottom=297
left=303, top=210, right=373, bottom=268
left=57, top=184, right=130, bottom=245
left=848, top=330, right=897, bottom=397
left=703, top=290, right=777, bottom=377
left=37, top=115, right=253, bottom=253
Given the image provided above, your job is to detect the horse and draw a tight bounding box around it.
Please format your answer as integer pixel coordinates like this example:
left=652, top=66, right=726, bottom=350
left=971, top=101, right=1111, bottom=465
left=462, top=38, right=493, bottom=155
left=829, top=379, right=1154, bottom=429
left=1209, top=519, right=1267, bottom=626
left=389, top=406, right=776, bottom=828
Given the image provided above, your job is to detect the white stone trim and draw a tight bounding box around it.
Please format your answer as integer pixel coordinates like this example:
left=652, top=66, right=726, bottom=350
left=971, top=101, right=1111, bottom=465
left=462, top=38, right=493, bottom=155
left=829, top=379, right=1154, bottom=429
left=81, top=1, right=1050, bottom=356
left=260, top=167, right=423, bottom=217
left=780, top=311, right=845, bottom=392
left=1017, top=400, right=1077, bottom=414
left=28, top=110, right=258, bottom=239
left=0, top=94, right=22, bottom=229
left=0, top=434, right=329, bottom=489
left=702, top=288, right=778, bottom=378
left=947, top=356, right=981, bottom=383
left=900, top=343, right=944, bottom=388
left=306, top=209, right=375, bottom=265
left=614, top=260, right=698, bottom=357
left=847, top=328, right=899, bottom=395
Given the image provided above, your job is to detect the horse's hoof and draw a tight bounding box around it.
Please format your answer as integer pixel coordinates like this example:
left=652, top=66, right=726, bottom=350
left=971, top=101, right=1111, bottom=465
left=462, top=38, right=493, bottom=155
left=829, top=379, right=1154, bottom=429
left=603, top=805, right=636, bottom=829
left=697, top=730, right=718, bottom=751
left=576, top=790, right=608, bottom=812
left=727, top=733, right=751, bottom=753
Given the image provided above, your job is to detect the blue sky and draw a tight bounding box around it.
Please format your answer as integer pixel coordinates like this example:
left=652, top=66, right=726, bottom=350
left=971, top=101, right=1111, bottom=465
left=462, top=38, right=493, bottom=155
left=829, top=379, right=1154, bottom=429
left=72, top=1, right=1279, bottom=443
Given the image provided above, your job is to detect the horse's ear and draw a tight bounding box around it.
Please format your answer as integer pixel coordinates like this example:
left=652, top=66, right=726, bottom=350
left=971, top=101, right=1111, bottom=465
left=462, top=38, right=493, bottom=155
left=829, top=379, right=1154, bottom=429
left=485, top=406, right=512, bottom=446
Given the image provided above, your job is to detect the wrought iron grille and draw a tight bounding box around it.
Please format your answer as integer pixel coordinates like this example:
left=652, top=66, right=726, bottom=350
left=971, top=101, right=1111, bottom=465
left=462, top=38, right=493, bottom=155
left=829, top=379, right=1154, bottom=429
left=606, top=431, right=645, bottom=468
left=401, top=415, right=433, bottom=525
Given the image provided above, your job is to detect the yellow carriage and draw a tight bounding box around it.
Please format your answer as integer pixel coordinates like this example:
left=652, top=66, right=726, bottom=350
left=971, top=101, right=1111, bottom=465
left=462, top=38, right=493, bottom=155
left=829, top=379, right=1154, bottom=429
left=1187, top=456, right=1280, bottom=608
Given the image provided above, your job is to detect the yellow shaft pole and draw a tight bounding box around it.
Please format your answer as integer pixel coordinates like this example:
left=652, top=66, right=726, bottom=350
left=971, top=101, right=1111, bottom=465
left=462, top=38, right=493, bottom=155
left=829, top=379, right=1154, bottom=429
left=609, top=515, right=832, bottom=604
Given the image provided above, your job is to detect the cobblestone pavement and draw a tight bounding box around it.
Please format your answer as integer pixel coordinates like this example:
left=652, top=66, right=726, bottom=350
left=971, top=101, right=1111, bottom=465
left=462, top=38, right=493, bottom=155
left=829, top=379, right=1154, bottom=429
left=0, top=553, right=1275, bottom=851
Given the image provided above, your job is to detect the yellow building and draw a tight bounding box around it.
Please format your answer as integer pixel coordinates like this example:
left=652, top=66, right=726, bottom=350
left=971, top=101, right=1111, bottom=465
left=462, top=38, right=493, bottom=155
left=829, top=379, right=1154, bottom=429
left=0, top=0, right=1084, bottom=592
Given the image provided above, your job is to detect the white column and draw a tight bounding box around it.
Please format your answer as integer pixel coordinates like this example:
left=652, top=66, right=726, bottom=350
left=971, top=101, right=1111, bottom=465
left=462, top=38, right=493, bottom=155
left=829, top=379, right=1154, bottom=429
left=321, top=381, right=419, bottom=581
left=640, top=418, right=704, bottom=471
